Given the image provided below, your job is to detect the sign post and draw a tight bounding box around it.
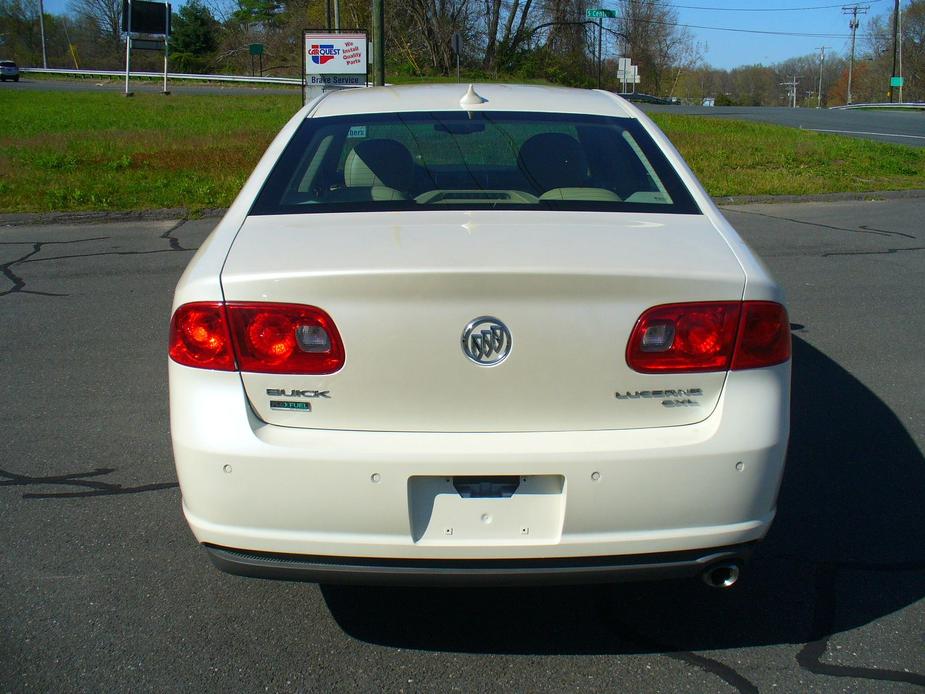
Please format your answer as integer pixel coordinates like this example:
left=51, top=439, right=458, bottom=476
left=124, top=0, right=133, bottom=96
left=302, top=30, right=368, bottom=104
left=616, top=57, right=640, bottom=94
left=451, top=32, right=461, bottom=83
left=586, top=9, right=617, bottom=90
left=121, top=0, right=172, bottom=96
left=162, top=0, right=169, bottom=94
left=249, top=42, right=264, bottom=76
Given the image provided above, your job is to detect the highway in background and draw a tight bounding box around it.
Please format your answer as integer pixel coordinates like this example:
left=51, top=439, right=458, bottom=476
left=1, top=198, right=923, bottom=692
left=641, top=103, right=925, bottom=148
left=1, top=76, right=300, bottom=97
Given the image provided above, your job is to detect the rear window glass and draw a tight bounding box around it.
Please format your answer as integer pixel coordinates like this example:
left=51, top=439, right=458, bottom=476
left=250, top=111, right=700, bottom=215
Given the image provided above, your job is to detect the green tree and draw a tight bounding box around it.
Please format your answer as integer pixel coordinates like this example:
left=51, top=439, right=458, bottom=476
left=231, top=0, right=282, bottom=29
left=169, top=0, right=219, bottom=73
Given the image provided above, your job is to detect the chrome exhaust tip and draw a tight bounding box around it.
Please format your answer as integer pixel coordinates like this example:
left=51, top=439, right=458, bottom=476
left=702, top=562, right=740, bottom=589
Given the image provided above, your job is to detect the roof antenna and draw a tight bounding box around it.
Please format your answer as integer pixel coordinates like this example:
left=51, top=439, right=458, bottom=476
left=459, top=84, right=488, bottom=107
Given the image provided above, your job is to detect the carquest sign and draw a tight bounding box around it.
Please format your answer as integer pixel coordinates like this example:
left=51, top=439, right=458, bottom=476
left=304, top=33, right=367, bottom=76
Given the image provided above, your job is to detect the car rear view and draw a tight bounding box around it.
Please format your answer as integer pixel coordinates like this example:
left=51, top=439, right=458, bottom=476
left=0, top=60, right=19, bottom=82
left=169, top=84, right=790, bottom=586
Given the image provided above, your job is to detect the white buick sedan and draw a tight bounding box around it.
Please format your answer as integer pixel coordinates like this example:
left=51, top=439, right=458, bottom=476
left=169, top=84, right=790, bottom=588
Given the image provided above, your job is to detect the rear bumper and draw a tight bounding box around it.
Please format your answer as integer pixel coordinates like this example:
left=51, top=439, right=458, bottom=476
left=170, top=361, right=789, bottom=570
left=205, top=542, right=756, bottom=586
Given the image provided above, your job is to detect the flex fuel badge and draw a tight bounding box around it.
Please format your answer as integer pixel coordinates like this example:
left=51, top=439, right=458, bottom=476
left=269, top=401, right=311, bottom=412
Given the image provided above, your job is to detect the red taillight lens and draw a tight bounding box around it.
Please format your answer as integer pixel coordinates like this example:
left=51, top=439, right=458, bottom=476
left=627, top=301, right=790, bottom=373
left=627, top=302, right=741, bottom=373
left=226, top=302, right=344, bottom=374
left=169, top=302, right=345, bottom=374
left=168, top=302, right=235, bottom=371
left=732, top=301, right=790, bottom=370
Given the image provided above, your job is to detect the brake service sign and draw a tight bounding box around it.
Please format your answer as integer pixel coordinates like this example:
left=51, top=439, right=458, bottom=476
left=304, top=32, right=367, bottom=86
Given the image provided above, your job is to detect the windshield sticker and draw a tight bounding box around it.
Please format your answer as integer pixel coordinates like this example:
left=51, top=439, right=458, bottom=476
left=347, top=126, right=367, bottom=138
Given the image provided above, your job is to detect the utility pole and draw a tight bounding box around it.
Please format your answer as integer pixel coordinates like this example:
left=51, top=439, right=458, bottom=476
left=372, top=0, right=384, bottom=86
left=780, top=76, right=799, bottom=108
left=38, top=0, right=47, bottom=68
left=333, top=0, right=340, bottom=31
left=898, top=0, right=903, bottom=101
left=842, top=4, right=869, bottom=105
left=815, top=46, right=830, bottom=107
left=889, top=0, right=899, bottom=102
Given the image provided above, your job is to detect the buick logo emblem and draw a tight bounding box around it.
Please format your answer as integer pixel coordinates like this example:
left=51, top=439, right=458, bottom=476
left=461, top=316, right=512, bottom=366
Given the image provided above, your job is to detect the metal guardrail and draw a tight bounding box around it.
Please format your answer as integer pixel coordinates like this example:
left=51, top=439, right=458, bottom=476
left=21, top=67, right=302, bottom=85
left=830, top=102, right=925, bottom=110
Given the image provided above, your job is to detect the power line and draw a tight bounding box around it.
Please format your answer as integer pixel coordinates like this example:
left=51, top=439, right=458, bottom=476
left=500, top=0, right=892, bottom=44
left=608, top=14, right=862, bottom=38
left=581, top=1, right=888, bottom=39
left=658, top=0, right=884, bottom=11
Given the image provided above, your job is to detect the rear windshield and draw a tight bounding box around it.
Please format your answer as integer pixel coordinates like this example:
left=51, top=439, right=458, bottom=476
left=250, top=111, right=700, bottom=215
left=0, top=61, right=16, bottom=67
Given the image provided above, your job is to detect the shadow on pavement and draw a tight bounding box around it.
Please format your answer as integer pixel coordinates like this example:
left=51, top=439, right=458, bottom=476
left=322, top=336, right=925, bottom=661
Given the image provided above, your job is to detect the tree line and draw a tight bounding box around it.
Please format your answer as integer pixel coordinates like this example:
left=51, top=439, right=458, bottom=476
left=677, top=1, right=925, bottom=106
left=1, top=0, right=923, bottom=104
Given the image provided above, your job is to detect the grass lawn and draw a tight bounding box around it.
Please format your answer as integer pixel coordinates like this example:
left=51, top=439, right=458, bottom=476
left=652, top=112, right=925, bottom=198
left=0, top=90, right=298, bottom=213
left=2, top=89, right=924, bottom=213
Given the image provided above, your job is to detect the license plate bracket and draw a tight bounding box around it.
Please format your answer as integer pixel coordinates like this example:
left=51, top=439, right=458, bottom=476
left=408, top=475, right=565, bottom=544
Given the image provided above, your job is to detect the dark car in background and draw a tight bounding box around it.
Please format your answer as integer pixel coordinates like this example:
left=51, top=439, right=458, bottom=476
left=1, top=60, right=20, bottom=82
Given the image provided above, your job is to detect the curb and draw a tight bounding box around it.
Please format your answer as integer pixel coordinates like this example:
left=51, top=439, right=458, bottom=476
left=0, top=208, right=227, bottom=227
left=3, top=190, right=925, bottom=227
left=714, top=189, right=925, bottom=206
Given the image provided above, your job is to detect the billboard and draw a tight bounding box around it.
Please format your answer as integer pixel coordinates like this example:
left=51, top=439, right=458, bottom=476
left=304, top=33, right=367, bottom=76
left=121, top=0, right=171, bottom=36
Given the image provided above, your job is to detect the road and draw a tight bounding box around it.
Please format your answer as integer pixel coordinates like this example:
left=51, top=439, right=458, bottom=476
left=2, top=76, right=301, bottom=97
left=641, top=103, right=925, bottom=147
left=1, top=199, right=923, bottom=692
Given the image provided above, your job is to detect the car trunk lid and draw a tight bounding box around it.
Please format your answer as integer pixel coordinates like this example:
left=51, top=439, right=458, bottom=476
left=220, top=210, right=745, bottom=432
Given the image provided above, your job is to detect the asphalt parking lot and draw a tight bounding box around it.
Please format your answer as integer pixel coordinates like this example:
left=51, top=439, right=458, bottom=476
left=1, top=198, right=923, bottom=692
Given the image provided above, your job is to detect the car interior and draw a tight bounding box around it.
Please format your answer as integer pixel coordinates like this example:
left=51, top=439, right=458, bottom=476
left=282, top=118, right=674, bottom=208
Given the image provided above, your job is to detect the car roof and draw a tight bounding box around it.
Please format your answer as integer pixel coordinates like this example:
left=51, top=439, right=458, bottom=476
left=310, top=83, right=635, bottom=119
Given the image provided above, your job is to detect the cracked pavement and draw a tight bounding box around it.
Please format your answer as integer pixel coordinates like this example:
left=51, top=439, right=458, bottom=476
left=0, top=201, right=922, bottom=692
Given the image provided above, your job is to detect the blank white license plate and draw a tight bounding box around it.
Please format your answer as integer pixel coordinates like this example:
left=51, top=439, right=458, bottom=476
left=407, top=475, right=565, bottom=544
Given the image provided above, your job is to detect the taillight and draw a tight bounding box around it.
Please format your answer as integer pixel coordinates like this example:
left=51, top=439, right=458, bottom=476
left=627, top=301, right=789, bottom=373
left=169, top=302, right=236, bottom=371
left=226, top=302, right=344, bottom=374
left=731, top=301, right=791, bottom=370
left=169, top=302, right=345, bottom=374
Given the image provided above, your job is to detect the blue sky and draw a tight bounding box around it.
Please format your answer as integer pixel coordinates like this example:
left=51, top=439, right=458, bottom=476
left=40, top=0, right=894, bottom=70
left=667, top=0, right=891, bottom=68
